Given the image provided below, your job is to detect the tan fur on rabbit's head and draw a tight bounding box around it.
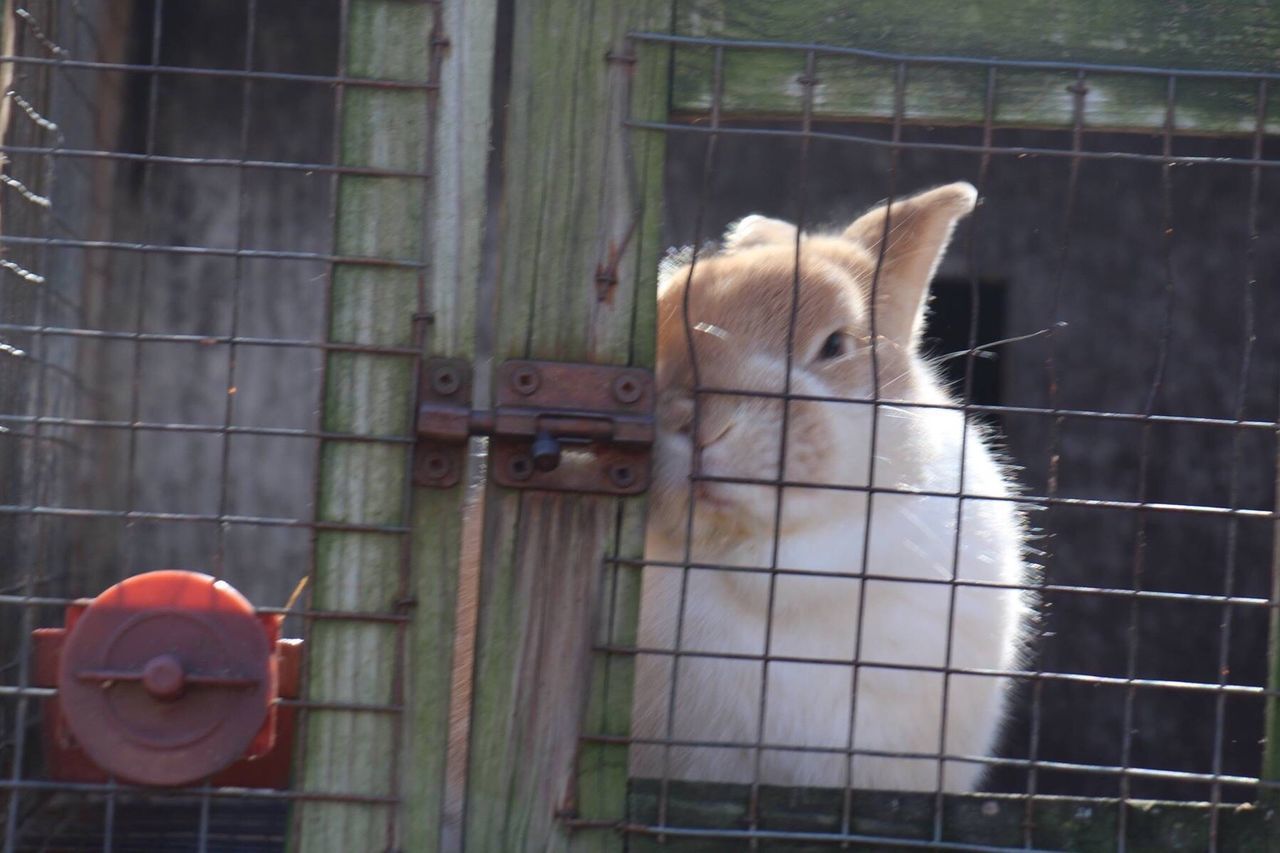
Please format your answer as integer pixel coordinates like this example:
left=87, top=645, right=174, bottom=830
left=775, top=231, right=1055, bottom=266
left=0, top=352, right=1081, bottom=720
left=650, top=182, right=977, bottom=551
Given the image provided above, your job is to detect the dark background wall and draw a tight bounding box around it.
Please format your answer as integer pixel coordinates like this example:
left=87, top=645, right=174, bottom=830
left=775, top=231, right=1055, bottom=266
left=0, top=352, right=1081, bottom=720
left=3, top=2, right=340, bottom=783
left=73, top=0, right=339, bottom=609
left=665, top=124, right=1280, bottom=800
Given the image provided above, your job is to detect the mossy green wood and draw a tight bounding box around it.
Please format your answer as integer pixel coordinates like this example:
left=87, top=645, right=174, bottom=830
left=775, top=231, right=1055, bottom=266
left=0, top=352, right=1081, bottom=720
left=461, top=0, right=668, bottom=850
left=403, top=0, right=494, bottom=850
left=666, top=0, right=1280, bottom=134
left=630, top=782, right=1280, bottom=852
left=292, top=2, right=433, bottom=850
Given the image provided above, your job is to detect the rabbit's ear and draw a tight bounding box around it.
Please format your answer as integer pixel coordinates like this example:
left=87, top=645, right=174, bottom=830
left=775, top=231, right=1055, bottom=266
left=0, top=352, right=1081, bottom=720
left=723, top=214, right=798, bottom=252
left=843, top=182, right=977, bottom=352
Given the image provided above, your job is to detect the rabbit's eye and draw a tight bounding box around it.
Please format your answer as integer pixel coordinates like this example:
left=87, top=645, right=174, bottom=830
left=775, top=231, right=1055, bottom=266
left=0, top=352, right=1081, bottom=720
left=815, top=332, right=846, bottom=361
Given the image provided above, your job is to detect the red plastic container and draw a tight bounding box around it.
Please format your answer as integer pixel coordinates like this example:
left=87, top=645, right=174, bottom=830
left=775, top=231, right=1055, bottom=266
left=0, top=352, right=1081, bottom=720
left=33, top=570, right=301, bottom=788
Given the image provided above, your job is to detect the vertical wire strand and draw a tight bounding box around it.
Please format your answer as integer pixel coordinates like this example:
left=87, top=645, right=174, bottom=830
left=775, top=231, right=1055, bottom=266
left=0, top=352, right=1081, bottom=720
left=1, top=3, right=64, bottom=850
left=383, top=6, right=441, bottom=848
left=838, top=59, right=905, bottom=839
left=659, top=42, right=724, bottom=837
left=1, top=5, right=31, bottom=845
left=598, top=29, right=650, bottom=838
left=600, top=30, right=642, bottom=828
left=744, top=48, right=817, bottom=846
left=1205, top=78, right=1267, bottom=847
left=930, top=64, right=999, bottom=846
left=1023, top=68, right=1087, bottom=849
left=1116, top=74, right=1180, bottom=852
left=121, top=0, right=164, bottom=582
left=197, top=3, right=260, bottom=848
left=214, top=0, right=258, bottom=619
left=290, top=0, right=351, bottom=843
left=105, top=3, right=165, bottom=843
left=195, top=781, right=211, bottom=851
left=1267, top=299, right=1280, bottom=801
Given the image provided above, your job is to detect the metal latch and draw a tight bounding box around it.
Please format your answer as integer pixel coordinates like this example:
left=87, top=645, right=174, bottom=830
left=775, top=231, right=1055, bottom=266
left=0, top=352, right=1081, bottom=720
left=414, top=358, right=654, bottom=495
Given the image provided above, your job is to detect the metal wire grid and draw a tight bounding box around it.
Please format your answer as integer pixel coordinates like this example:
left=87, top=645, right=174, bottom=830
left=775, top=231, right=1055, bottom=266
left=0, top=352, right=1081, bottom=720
left=594, top=32, right=1280, bottom=851
left=2, top=0, right=79, bottom=845
left=2, top=6, right=1278, bottom=853
left=0, top=1, right=433, bottom=849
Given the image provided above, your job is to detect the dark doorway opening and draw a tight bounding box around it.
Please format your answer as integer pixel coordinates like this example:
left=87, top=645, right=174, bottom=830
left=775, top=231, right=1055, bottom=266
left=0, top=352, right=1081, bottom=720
left=921, top=278, right=1008, bottom=410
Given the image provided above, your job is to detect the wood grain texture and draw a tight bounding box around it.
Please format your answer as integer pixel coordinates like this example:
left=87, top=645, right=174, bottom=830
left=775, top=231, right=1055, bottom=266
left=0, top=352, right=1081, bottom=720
left=461, top=1, right=668, bottom=850
left=403, top=0, right=495, bottom=850
left=291, top=1, right=432, bottom=849
left=668, top=0, right=1280, bottom=133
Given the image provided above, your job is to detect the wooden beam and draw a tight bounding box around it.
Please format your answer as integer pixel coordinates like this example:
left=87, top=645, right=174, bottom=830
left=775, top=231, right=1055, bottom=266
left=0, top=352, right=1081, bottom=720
left=629, top=780, right=1280, bottom=851
left=290, top=2, right=434, bottom=850
left=664, top=0, right=1280, bottom=133
left=460, top=0, right=668, bottom=849
left=403, top=0, right=494, bottom=850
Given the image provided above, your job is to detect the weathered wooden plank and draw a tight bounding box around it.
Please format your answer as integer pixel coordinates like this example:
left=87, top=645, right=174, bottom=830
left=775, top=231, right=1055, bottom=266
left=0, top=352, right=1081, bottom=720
left=290, top=1, right=433, bottom=850
left=402, top=0, right=494, bottom=850
left=461, top=0, right=668, bottom=850
left=629, top=781, right=1280, bottom=851
left=665, top=0, right=1280, bottom=133
left=571, top=29, right=671, bottom=852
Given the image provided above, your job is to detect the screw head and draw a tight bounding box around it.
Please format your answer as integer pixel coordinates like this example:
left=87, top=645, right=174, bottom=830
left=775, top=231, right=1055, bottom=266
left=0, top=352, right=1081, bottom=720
left=510, top=366, right=540, bottom=396
left=608, top=463, right=636, bottom=489
left=431, top=366, right=460, bottom=396
left=507, top=454, right=534, bottom=481
left=611, top=374, right=642, bottom=404
left=142, top=654, right=185, bottom=702
left=423, top=452, right=452, bottom=481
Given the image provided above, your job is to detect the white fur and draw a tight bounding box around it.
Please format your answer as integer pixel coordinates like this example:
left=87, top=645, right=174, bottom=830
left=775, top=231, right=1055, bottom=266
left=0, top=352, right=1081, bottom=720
left=632, top=358, right=1029, bottom=791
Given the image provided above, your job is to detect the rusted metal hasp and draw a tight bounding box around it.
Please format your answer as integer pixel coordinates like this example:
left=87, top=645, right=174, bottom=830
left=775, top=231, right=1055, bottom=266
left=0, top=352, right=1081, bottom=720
left=414, top=358, right=654, bottom=495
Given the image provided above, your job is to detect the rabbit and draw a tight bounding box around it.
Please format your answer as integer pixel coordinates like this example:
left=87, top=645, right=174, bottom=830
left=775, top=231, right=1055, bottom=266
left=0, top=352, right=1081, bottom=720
left=631, top=182, right=1031, bottom=792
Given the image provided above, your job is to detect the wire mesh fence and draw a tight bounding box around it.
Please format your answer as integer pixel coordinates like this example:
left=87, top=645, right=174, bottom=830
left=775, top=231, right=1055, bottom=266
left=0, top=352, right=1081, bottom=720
left=600, top=29, right=1280, bottom=852
left=0, top=1, right=430, bottom=849
left=3, top=2, right=1280, bottom=852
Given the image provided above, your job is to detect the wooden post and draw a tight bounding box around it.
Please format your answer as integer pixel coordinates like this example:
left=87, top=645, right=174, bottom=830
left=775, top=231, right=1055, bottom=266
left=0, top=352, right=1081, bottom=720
left=291, top=2, right=436, bottom=850
left=298, top=0, right=668, bottom=847
left=403, top=0, right=494, bottom=850
left=461, top=1, right=669, bottom=850
left=668, top=0, right=1280, bottom=133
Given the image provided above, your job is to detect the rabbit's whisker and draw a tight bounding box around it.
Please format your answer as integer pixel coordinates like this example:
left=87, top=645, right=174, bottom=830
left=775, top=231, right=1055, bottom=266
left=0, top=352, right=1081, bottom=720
left=934, top=324, right=1059, bottom=363
left=693, top=321, right=730, bottom=340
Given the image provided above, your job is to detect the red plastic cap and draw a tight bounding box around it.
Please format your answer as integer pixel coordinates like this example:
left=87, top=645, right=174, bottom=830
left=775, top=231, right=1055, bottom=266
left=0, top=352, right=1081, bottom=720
left=56, top=570, right=276, bottom=786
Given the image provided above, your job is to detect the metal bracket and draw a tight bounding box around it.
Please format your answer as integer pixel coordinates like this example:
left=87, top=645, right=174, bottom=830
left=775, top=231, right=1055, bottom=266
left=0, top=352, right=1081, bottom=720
left=414, top=358, right=654, bottom=495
